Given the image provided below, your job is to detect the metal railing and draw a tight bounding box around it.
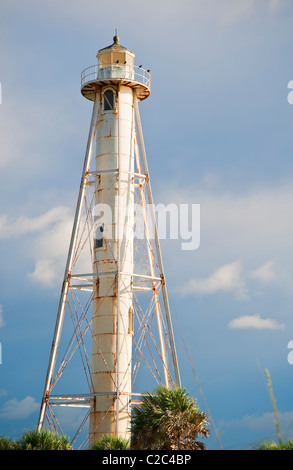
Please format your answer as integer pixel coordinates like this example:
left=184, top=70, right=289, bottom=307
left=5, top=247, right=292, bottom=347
left=81, top=64, right=151, bottom=89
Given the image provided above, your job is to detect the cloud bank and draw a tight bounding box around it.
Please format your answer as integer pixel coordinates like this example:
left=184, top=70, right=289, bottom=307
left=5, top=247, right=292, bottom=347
left=228, top=313, right=284, bottom=330
left=0, top=206, right=73, bottom=287
left=0, top=396, right=39, bottom=420
left=180, top=260, right=247, bottom=299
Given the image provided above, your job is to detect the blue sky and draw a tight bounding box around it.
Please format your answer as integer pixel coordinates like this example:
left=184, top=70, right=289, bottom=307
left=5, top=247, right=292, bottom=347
left=1, top=0, right=293, bottom=450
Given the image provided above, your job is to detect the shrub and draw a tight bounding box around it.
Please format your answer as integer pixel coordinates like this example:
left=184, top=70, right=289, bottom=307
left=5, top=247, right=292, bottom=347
left=0, top=436, right=18, bottom=450
left=17, top=429, right=72, bottom=450
left=255, top=440, right=293, bottom=450
left=90, top=434, right=130, bottom=450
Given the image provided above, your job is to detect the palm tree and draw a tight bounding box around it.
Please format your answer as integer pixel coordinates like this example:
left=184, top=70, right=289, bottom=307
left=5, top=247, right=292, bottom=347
left=131, top=385, right=209, bottom=450
left=17, top=429, right=72, bottom=450
left=90, top=434, right=130, bottom=450
left=0, top=436, right=17, bottom=450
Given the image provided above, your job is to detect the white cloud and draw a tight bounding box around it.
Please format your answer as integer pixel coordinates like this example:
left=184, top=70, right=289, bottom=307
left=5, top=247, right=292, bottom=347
left=27, top=215, right=73, bottom=287
left=0, top=206, right=74, bottom=288
left=180, top=260, right=247, bottom=299
left=228, top=313, right=284, bottom=330
left=158, top=179, right=293, bottom=296
left=0, top=199, right=96, bottom=288
left=250, top=261, right=276, bottom=284
left=0, top=206, right=71, bottom=239
left=25, top=211, right=93, bottom=287
left=179, top=258, right=279, bottom=300
left=222, top=408, right=293, bottom=435
left=27, top=259, right=57, bottom=287
left=0, top=396, right=39, bottom=420
left=160, top=179, right=293, bottom=260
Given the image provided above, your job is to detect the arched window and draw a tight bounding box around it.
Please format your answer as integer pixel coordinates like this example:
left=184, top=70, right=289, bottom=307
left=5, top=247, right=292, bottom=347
left=95, top=225, right=104, bottom=249
left=103, top=89, right=114, bottom=111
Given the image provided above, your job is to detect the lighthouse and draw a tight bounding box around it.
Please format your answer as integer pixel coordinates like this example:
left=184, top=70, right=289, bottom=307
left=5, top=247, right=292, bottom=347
left=84, top=34, right=147, bottom=442
left=38, top=35, right=180, bottom=449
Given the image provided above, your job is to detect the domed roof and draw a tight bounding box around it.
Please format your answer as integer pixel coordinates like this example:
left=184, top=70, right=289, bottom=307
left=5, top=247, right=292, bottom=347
left=98, top=34, right=134, bottom=55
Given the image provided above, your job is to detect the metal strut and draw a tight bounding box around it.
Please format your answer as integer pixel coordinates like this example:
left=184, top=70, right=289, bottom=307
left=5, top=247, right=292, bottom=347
left=37, top=95, right=99, bottom=430
left=133, top=93, right=181, bottom=386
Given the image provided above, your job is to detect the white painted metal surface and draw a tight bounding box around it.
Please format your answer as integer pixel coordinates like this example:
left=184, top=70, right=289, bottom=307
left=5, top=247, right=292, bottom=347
left=89, top=84, right=135, bottom=442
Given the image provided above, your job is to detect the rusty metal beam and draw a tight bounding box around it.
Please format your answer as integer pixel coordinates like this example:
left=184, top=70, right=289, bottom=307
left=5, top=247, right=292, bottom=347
left=134, top=93, right=181, bottom=387
left=37, top=95, right=99, bottom=431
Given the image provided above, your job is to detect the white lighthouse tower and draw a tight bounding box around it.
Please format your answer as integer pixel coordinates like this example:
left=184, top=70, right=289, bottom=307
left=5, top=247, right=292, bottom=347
left=38, top=34, right=180, bottom=448
left=89, top=34, right=143, bottom=442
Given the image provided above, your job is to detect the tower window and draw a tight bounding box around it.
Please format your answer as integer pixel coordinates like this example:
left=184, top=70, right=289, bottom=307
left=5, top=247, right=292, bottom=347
left=103, top=89, right=114, bottom=111
left=128, top=307, right=134, bottom=335
left=95, top=225, right=104, bottom=249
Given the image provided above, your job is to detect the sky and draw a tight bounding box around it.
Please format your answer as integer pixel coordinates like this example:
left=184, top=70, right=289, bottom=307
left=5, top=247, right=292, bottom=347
left=1, top=0, right=293, bottom=450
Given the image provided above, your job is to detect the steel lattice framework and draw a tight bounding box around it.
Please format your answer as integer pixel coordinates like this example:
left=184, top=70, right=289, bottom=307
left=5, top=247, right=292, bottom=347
left=37, top=57, right=180, bottom=449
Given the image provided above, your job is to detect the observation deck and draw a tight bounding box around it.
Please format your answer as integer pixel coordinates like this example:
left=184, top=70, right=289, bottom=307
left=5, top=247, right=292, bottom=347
left=81, top=63, right=151, bottom=102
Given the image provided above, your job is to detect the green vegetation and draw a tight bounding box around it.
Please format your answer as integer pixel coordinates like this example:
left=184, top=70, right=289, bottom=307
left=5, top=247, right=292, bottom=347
left=255, top=440, right=293, bottom=450
left=131, top=385, right=209, bottom=450
left=0, top=385, right=210, bottom=451
left=0, top=436, right=18, bottom=450
left=252, top=370, right=293, bottom=450
left=90, top=434, right=130, bottom=450
left=0, top=429, right=72, bottom=450
left=17, top=428, right=72, bottom=450
left=2, top=384, right=293, bottom=450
